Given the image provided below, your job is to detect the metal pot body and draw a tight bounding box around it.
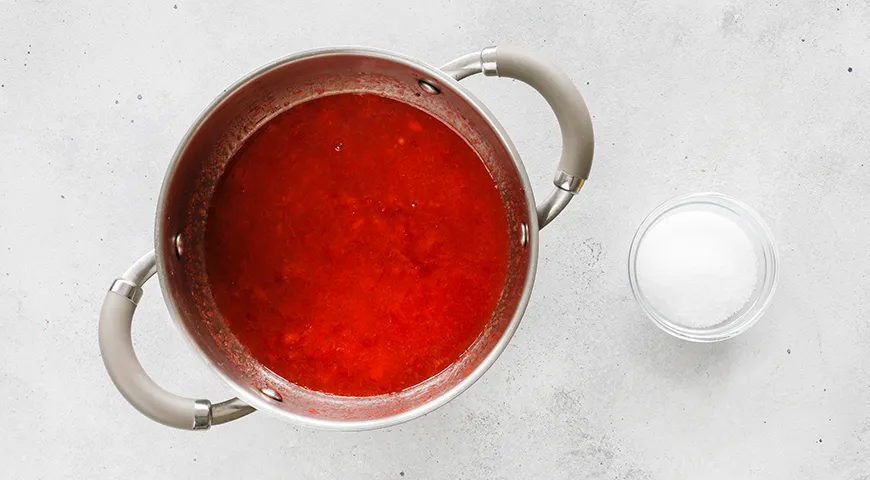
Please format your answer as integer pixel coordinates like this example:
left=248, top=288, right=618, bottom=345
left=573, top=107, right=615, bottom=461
left=99, top=46, right=594, bottom=431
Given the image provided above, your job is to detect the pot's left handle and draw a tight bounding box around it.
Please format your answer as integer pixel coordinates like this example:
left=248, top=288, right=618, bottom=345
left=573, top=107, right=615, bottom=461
left=99, top=250, right=255, bottom=430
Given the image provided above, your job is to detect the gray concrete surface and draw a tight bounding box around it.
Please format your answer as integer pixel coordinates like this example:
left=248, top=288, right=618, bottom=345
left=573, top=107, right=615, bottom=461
left=1, top=0, right=869, bottom=478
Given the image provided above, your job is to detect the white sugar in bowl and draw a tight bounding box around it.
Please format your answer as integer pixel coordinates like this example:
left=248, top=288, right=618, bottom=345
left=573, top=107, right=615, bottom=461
left=628, top=193, right=779, bottom=342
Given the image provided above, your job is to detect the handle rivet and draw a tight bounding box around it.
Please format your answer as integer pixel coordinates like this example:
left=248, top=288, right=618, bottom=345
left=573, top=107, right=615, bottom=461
left=259, top=387, right=283, bottom=402
left=174, top=233, right=185, bottom=259
left=418, top=79, right=441, bottom=95
left=520, top=222, right=529, bottom=247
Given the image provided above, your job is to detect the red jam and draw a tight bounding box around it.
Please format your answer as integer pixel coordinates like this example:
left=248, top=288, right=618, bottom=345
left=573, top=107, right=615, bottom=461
left=205, top=93, right=510, bottom=396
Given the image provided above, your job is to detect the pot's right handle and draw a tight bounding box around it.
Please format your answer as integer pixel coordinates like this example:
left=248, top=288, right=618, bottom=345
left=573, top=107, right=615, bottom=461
left=442, top=46, right=595, bottom=229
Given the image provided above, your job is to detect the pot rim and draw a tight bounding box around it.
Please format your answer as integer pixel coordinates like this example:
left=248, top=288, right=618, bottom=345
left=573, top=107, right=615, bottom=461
left=154, top=45, right=540, bottom=430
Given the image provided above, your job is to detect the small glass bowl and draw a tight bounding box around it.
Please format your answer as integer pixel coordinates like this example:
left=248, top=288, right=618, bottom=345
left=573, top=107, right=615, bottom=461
left=628, top=193, right=779, bottom=342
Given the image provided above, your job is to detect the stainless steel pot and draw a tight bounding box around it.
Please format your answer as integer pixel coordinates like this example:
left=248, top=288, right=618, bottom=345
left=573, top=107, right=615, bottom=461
left=99, top=45, right=594, bottom=431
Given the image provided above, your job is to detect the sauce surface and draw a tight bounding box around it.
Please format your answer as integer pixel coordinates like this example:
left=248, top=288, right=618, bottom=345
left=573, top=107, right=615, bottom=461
left=205, top=93, right=510, bottom=396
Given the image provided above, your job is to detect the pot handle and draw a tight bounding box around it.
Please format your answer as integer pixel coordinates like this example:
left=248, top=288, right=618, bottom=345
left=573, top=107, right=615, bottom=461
left=99, top=250, right=255, bottom=429
left=441, top=46, right=595, bottom=228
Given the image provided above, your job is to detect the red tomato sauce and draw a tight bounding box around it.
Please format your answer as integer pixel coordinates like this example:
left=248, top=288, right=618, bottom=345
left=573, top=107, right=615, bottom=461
left=205, top=93, right=510, bottom=396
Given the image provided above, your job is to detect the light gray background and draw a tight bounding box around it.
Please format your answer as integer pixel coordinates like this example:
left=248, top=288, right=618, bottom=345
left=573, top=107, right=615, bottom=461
left=1, top=0, right=868, bottom=478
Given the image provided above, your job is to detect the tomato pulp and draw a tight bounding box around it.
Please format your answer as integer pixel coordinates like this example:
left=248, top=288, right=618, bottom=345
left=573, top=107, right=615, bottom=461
left=205, top=93, right=511, bottom=396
